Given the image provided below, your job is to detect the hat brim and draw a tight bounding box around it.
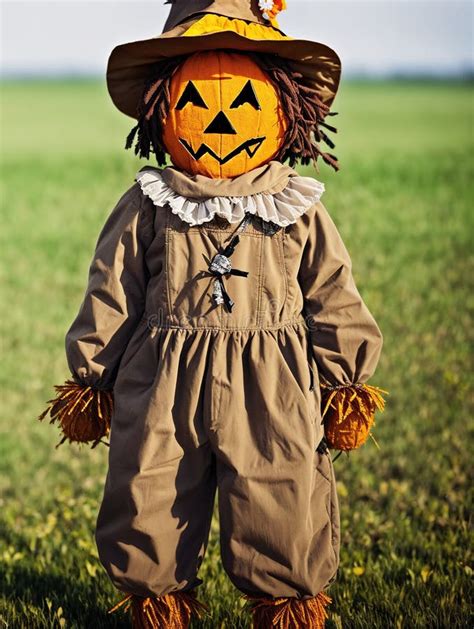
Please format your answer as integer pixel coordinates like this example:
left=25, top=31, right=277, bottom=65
left=107, top=30, right=342, bottom=119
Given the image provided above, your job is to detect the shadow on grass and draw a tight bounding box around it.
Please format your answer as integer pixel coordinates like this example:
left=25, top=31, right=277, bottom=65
left=0, top=564, right=129, bottom=629
left=0, top=559, right=251, bottom=628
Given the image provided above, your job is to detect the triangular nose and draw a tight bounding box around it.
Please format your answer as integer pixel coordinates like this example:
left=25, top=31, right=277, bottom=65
left=204, top=111, right=236, bottom=134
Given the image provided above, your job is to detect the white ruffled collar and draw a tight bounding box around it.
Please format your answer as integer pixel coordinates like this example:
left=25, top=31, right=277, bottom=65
left=135, top=167, right=325, bottom=227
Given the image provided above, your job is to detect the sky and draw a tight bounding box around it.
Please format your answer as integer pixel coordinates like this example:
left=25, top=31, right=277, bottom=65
left=1, top=0, right=472, bottom=78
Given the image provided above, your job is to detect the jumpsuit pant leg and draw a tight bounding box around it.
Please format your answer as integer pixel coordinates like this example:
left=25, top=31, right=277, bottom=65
left=216, top=446, right=340, bottom=599
left=94, top=328, right=219, bottom=600
left=95, top=441, right=217, bottom=598
left=207, top=328, right=341, bottom=600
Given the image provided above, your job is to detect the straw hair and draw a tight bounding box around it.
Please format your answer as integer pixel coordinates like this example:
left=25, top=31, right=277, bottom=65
left=251, top=53, right=339, bottom=171
left=125, top=55, right=187, bottom=165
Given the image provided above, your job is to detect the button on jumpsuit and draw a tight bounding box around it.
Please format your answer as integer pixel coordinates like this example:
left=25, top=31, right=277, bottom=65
left=64, top=162, right=383, bottom=602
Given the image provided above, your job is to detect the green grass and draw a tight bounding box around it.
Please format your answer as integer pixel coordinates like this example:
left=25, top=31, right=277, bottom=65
left=1, top=77, right=473, bottom=628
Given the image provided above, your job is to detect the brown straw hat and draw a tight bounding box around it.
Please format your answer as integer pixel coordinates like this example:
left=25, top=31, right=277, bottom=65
left=107, top=0, right=342, bottom=119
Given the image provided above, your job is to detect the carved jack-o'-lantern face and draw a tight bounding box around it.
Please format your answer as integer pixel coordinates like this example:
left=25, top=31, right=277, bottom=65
left=162, top=51, right=288, bottom=179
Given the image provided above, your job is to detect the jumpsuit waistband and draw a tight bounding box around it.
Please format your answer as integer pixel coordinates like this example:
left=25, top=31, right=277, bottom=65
left=141, top=312, right=309, bottom=333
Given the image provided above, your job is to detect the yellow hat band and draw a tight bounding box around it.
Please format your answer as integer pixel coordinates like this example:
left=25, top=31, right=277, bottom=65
left=183, top=15, right=291, bottom=42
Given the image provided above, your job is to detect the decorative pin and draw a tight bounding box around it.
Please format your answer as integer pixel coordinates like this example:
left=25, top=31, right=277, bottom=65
left=212, top=277, right=225, bottom=306
left=209, top=253, right=232, bottom=276
left=208, top=250, right=248, bottom=313
left=205, top=215, right=252, bottom=313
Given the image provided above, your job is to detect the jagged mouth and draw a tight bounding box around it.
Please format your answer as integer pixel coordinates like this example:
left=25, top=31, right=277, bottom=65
left=179, top=137, right=266, bottom=165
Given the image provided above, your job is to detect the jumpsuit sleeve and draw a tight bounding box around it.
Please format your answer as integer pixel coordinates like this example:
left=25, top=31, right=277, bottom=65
left=38, top=182, right=155, bottom=448
left=298, top=201, right=388, bottom=451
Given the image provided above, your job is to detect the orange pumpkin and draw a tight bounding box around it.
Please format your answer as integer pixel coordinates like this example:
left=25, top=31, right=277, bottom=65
left=162, top=51, right=288, bottom=179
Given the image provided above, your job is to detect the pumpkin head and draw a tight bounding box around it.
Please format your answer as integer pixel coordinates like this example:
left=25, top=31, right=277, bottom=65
left=161, top=51, right=288, bottom=179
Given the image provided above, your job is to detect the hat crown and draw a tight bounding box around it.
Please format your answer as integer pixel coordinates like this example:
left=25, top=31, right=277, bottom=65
left=163, top=0, right=265, bottom=33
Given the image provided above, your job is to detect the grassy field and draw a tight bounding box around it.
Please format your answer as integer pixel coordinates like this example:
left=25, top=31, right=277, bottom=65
left=0, top=78, right=473, bottom=628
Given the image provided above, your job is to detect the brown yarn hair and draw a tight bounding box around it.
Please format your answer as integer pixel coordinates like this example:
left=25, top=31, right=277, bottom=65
left=125, top=51, right=339, bottom=172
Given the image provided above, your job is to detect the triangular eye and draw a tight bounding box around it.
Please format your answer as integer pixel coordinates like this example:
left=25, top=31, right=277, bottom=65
left=175, top=81, right=208, bottom=110
left=230, top=80, right=261, bottom=110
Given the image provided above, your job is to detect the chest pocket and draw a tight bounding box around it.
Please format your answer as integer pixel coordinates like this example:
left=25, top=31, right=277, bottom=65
left=165, top=213, right=287, bottom=328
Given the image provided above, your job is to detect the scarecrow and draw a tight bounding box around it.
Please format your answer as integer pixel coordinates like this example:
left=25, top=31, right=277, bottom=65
left=39, top=1, right=388, bottom=627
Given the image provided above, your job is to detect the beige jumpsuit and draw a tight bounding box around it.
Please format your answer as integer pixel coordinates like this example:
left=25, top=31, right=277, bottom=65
left=64, top=161, right=383, bottom=601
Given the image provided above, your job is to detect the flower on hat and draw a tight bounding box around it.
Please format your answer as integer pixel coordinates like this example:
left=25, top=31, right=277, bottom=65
left=258, top=0, right=287, bottom=22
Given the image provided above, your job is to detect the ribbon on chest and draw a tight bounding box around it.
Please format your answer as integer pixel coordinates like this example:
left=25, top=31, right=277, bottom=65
left=205, top=214, right=252, bottom=312
left=204, top=213, right=282, bottom=312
